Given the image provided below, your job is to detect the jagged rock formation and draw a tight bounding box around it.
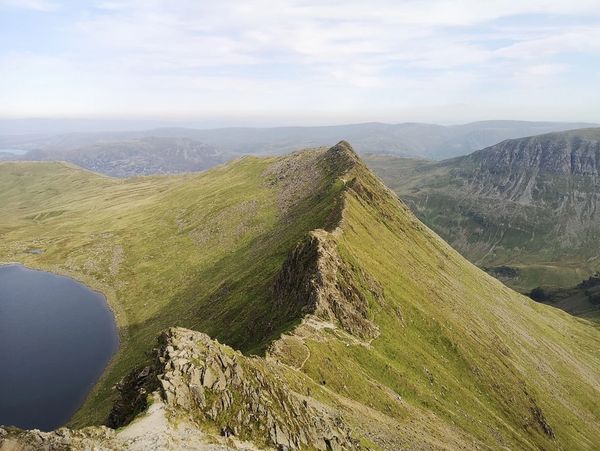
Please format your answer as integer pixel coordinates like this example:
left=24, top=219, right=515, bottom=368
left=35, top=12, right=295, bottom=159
left=2, top=328, right=357, bottom=450
left=367, top=128, right=600, bottom=291
left=272, top=230, right=381, bottom=341
left=120, top=328, right=356, bottom=450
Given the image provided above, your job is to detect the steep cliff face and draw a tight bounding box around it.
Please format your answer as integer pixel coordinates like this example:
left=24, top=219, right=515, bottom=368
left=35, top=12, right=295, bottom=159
left=457, top=130, right=600, bottom=205
left=468, top=131, right=600, bottom=178
left=368, top=128, right=600, bottom=289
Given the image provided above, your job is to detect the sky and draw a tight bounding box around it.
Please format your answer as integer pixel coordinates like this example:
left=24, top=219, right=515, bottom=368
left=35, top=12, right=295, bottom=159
left=1, top=0, right=600, bottom=126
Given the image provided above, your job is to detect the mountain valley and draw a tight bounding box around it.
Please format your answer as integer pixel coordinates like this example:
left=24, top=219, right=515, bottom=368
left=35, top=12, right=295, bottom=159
left=367, top=128, right=600, bottom=302
left=0, top=137, right=230, bottom=178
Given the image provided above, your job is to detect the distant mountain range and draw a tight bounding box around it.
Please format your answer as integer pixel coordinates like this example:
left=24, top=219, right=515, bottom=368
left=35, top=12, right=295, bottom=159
left=1, top=120, right=596, bottom=166
left=0, top=137, right=228, bottom=178
left=366, top=128, right=600, bottom=315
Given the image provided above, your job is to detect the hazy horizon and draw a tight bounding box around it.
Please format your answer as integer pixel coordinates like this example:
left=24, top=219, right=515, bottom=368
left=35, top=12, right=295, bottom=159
left=2, top=1, right=600, bottom=124
left=1, top=117, right=598, bottom=136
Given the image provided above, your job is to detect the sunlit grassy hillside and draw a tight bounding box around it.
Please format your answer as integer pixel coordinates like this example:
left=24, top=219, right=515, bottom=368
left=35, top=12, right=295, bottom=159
left=0, top=151, right=344, bottom=425
left=1, top=144, right=599, bottom=449
left=277, top=149, right=600, bottom=448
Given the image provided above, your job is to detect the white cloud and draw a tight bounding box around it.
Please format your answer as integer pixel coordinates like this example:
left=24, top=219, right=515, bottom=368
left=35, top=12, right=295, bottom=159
left=496, top=27, right=600, bottom=60
left=70, top=1, right=600, bottom=73
left=1, top=0, right=600, bottom=121
left=0, top=0, right=56, bottom=11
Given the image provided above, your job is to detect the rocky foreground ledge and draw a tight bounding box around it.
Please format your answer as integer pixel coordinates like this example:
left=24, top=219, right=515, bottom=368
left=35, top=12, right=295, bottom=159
left=1, top=327, right=357, bottom=450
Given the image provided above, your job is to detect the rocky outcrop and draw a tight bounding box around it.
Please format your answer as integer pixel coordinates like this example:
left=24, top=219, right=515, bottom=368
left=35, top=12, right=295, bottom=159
left=0, top=426, right=117, bottom=451
left=323, top=141, right=361, bottom=174
left=272, top=231, right=380, bottom=341
left=3, top=328, right=357, bottom=450
left=112, top=328, right=357, bottom=450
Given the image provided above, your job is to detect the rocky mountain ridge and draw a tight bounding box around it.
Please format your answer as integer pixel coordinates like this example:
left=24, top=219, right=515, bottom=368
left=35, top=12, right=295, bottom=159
left=2, top=142, right=599, bottom=449
left=0, top=143, right=368, bottom=450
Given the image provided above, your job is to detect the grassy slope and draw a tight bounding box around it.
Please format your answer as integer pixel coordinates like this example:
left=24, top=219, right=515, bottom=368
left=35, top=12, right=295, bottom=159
left=364, top=153, right=600, bottom=291
left=0, top=153, right=343, bottom=426
left=281, top=157, right=600, bottom=449
left=1, top=149, right=599, bottom=449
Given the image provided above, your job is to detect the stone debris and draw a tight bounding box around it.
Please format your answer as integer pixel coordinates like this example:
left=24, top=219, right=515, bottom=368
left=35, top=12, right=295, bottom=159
left=145, top=327, right=357, bottom=450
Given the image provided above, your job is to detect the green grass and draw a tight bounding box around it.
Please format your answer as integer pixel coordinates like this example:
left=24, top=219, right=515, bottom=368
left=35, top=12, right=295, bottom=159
left=0, top=152, right=342, bottom=426
left=290, top=160, right=600, bottom=449
left=1, top=147, right=599, bottom=449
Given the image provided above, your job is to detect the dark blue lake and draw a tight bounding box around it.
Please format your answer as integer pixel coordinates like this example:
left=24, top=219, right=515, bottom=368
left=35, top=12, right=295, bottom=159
left=0, top=264, right=119, bottom=431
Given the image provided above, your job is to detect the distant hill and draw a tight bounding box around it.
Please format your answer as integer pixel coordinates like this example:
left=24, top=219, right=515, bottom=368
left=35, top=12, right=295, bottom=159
left=2, top=137, right=229, bottom=177
left=2, top=143, right=599, bottom=449
left=366, top=128, right=600, bottom=292
left=1, top=120, right=596, bottom=166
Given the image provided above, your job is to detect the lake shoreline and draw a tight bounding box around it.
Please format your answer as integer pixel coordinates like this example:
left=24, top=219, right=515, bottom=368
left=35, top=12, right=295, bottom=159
left=0, top=262, right=122, bottom=431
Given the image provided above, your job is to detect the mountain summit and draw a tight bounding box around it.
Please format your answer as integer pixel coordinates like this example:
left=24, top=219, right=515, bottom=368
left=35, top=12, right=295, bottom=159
left=1, top=142, right=599, bottom=449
